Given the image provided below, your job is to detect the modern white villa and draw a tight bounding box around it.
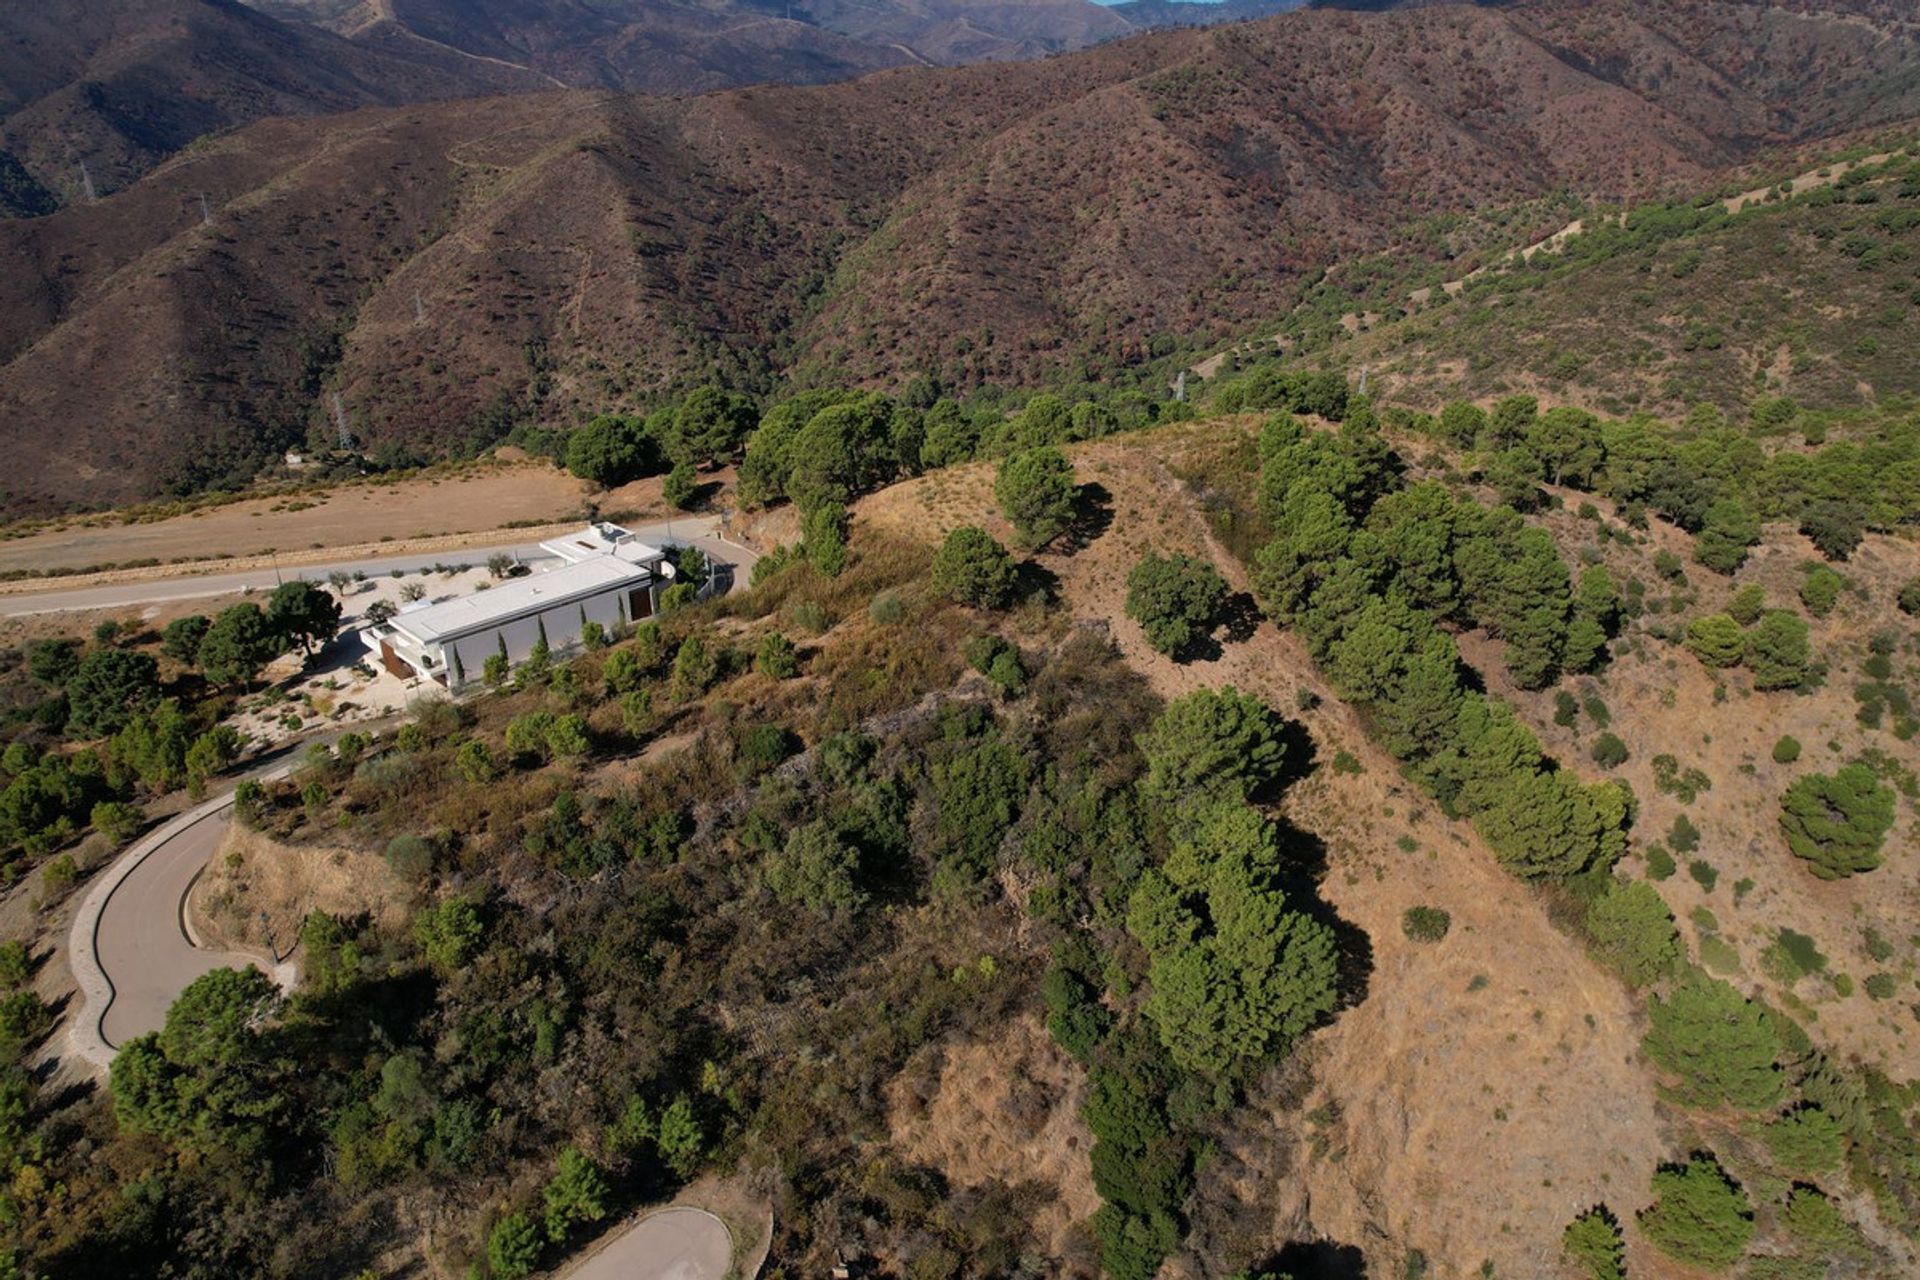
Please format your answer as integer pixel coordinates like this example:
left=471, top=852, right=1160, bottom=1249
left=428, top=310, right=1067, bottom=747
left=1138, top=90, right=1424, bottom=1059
left=361, top=523, right=675, bottom=692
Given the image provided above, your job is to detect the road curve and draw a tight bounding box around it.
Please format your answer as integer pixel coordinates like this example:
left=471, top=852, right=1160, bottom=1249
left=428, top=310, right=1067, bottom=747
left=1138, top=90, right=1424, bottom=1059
left=65, top=775, right=289, bottom=1074
left=564, top=1207, right=733, bottom=1280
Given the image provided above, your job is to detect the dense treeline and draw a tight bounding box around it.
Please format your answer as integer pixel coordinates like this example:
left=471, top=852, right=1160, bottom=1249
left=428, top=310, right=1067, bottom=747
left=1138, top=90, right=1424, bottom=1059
left=1391, top=394, right=1920, bottom=565
left=1202, top=363, right=1920, bottom=571
left=1247, top=407, right=1631, bottom=880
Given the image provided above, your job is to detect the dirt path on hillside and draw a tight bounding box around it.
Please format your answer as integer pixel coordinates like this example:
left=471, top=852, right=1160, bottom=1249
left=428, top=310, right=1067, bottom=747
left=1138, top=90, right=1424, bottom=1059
left=860, top=430, right=1670, bottom=1276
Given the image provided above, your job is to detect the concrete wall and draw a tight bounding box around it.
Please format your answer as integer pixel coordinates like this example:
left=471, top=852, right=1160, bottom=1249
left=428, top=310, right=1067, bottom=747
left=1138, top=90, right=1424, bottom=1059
left=438, top=583, right=653, bottom=689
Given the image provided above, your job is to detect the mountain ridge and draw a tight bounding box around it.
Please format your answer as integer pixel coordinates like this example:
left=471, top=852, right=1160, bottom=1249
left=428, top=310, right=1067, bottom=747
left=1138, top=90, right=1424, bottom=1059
left=1, top=0, right=1916, bottom=512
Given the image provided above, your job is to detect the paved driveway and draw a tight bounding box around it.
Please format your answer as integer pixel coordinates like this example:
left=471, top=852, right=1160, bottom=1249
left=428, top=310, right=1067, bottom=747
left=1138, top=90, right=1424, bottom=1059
left=94, top=806, right=271, bottom=1048
left=567, top=1207, right=732, bottom=1280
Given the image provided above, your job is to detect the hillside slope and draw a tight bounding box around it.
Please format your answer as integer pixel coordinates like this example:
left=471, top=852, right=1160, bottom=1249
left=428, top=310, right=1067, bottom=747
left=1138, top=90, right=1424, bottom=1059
left=255, top=0, right=1309, bottom=90
left=1260, top=146, right=1920, bottom=418
left=2, top=0, right=1918, bottom=512
left=0, top=0, right=554, bottom=203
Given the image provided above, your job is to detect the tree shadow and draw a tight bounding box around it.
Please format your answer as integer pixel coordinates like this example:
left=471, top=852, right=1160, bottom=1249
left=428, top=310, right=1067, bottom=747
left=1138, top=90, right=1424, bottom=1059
left=1057, top=481, right=1114, bottom=553
left=1183, top=591, right=1267, bottom=665
left=1015, top=558, right=1061, bottom=605
left=37, top=1072, right=95, bottom=1111
left=1272, top=823, right=1373, bottom=1014
left=1220, top=591, right=1263, bottom=645
left=1250, top=715, right=1319, bottom=804
left=1259, top=1239, right=1369, bottom=1280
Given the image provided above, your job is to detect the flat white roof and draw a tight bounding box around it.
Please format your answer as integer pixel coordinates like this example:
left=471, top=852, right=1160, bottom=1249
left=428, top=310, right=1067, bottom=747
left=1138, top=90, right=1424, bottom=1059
left=541, top=522, right=669, bottom=566
left=391, top=557, right=652, bottom=645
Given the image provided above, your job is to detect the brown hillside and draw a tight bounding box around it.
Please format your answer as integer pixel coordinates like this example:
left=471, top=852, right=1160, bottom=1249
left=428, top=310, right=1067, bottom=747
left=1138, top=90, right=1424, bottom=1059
left=0, top=0, right=553, bottom=202
left=2, top=0, right=1918, bottom=512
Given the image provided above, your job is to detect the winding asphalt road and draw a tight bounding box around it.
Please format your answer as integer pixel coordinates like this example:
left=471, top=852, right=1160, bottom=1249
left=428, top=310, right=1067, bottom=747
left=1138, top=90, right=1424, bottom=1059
left=95, top=803, right=275, bottom=1050
left=64, top=779, right=288, bottom=1073
left=565, top=1208, right=733, bottom=1280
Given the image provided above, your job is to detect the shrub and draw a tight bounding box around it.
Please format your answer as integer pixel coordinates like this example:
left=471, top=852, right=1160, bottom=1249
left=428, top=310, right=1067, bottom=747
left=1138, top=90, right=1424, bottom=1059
left=1137, top=687, right=1286, bottom=803
left=1590, top=733, right=1628, bottom=768
left=929, top=526, right=1019, bottom=609
left=1771, top=735, right=1801, bottom=764
left=755, top=631, right=800, bottom=679
left=1800, top=565, right=1845, bottom=622
left=1727, top=583, right=1767, bottom=626
left=1756, top=1105, right=1845, bottom=1175
left=1642, top=976, right=1783, bottom=1110
left=869, top=591, right=905, bottom=625
left=1401, top=906, right=1451, bottom=942
left=1124, top=551, right=1230, bottom=658
left=736, top=724, right=795, bottom=779
left=1585, top=880, right=1681, bottom=987
left=384, top=833, right=434, bottom=881
left=1645, top=844, right=1676, bottom=880
left=985, top=650, right=1027, bottom=696
left=1685, top=614, right=1746, bottom=668
left=1688, top=858, right=1718, bottom=892
left=40, top=855, right=77, bottom=897
left=1778, top=764, right=1895, bottom=878
left=1562, top=1207, right=1624, bottom=1280
left=1864, top=972, right=1898, bottom=1000
left=994, top=446, right=1076, bottom=549
left=1638, top=1154, right=1753, bottom=1270
left=1745, top=611, right=1810, bottom=691
left=765, top=820, right=864, bottom=912
left=1669, top=814, right=1701, bottom=853
left=1041, top=954, right=1111, bottom=1064
left=1899, top=578, right=1920, bottom=616
left=1760, top=927, right=1827, bottom=984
